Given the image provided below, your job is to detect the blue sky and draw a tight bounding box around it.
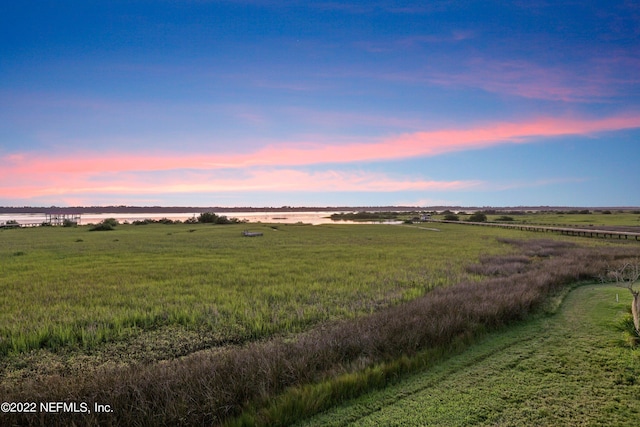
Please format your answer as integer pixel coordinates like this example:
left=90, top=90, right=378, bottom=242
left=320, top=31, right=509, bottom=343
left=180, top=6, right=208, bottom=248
left=1, top=0, right=639, bottom=207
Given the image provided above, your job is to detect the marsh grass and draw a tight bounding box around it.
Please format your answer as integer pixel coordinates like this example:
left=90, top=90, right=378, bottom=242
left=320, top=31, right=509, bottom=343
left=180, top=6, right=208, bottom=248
left=3, top=231, right=639, bottom=426
left=0, top=223, right=514, bottom=358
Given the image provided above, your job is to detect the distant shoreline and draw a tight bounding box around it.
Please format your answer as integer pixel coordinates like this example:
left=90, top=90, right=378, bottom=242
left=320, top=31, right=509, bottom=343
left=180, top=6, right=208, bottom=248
left=1, top=205, right=638, bottom=215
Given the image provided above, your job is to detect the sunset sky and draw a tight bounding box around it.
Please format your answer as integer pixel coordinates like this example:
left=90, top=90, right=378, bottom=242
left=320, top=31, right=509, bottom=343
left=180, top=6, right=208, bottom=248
left=2, top=1, right=639, bottom=207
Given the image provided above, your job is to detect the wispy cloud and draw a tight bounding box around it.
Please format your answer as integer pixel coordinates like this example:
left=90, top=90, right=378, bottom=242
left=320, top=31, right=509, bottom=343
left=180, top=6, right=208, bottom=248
left=489, top=177, right=590, bottom=191
left=354, top=30, right=474, bottom=53
left=2, top=113, right=638, bottom=203
left=3, top=114, right=639, bottom=176
left=0, top=168, right=482, bottom=201
left=420, top=56, right=640, bottom=102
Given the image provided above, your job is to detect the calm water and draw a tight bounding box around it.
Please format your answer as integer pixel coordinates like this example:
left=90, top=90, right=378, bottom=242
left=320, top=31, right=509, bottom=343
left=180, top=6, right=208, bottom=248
left=0, top=211, right=401, bottom=226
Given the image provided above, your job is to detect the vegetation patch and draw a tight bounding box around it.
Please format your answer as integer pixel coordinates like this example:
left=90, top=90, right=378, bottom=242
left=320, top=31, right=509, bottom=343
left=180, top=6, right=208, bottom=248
left=297, top=284, right=640, bottom=426
left=330, top=211, right=402, bottom=221
left=1, top=223, right=639, bottom=426
left=89, top=218, right=119, bottom=231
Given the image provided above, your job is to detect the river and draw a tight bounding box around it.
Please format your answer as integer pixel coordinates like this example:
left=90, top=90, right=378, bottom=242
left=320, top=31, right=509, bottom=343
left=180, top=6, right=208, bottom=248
left=0, top=211, right=404, bottom=226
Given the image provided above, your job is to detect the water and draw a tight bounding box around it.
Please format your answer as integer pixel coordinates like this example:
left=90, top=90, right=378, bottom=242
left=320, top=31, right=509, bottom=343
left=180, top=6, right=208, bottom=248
left=0, top=211, right=402, bottom=226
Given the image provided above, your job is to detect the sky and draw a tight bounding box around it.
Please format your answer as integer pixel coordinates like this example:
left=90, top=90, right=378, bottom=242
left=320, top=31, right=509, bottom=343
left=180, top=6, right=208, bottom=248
left=1, top=0, right=639, bottom=208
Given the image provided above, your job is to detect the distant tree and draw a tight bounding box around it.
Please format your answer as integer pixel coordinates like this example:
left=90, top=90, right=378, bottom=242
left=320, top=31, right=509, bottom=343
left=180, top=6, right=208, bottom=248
left=197, top=212, right=241, bottom=224
left=198, top=212, right=220, bottom=223
left=216, top=215, right=232, bottom=224
left=443, top=213, right=459, bottom=221
left=468, top=212, right=487, bottom=222
left=103, top=218, right=119, bottom=227
left=90, top=218, right=118, bottom=231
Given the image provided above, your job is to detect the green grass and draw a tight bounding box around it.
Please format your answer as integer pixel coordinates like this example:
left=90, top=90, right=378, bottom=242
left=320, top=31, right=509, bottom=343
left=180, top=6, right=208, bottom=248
left=0, top=222, right=532, bottom=358
left=2, top=221, right=639, bottom=425
left=432, top=211, right=640, bottom=228
left=295, top=284, right=640, bottom=426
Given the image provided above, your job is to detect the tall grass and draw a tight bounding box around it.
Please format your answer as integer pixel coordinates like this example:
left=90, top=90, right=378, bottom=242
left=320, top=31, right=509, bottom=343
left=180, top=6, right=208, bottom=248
left=0, top=223, right=512, bottom=357
left=3, top=238, right=639, bottom=426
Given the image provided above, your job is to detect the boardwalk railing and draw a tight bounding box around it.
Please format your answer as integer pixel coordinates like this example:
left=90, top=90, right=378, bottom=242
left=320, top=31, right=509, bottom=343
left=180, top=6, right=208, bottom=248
left=428, top=219, right=640, bottom=241
left=0, top=222, right=42, bottom=228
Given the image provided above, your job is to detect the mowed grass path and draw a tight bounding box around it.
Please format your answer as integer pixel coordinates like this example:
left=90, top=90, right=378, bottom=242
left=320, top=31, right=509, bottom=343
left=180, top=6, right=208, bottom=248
left=297, top=284, right=640, bottom=426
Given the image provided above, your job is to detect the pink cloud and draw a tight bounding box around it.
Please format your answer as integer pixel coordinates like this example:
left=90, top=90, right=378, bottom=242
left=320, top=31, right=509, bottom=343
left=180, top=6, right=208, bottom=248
left=5, top=113, right=640, bottom=177
left=2, top=113, right=639, bottom=201
left=0, top=169, right=482, bottom=201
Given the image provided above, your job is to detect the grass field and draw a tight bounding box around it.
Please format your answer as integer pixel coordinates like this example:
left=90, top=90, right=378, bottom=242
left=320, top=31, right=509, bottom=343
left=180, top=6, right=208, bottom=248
left=296, top=284, right=640, bottom=426
left=1, top=220, right=639, bottom=425
left=0, top=222, right=522, bottom=359
left=431, top=210, right=640, bottom=228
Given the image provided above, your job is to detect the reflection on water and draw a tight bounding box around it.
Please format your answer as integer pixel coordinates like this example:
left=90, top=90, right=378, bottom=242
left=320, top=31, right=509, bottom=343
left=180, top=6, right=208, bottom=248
left=0, top=211, right=401, bottom=226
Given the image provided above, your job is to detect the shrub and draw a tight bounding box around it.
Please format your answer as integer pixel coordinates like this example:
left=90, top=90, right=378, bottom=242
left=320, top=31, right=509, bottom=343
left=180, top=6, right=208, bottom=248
left=197, top=212, right=241, bottom=224
left=467, top=212, right=487, bottom=222
left=90, top=218, right=118, bottom=231
left=444, top=214, right=459, bottom=221
left=617, top=313, right=639, bottom=348
left=90, top=223, right=113, bottom=231
left=197, top=212, right=220, bottom=223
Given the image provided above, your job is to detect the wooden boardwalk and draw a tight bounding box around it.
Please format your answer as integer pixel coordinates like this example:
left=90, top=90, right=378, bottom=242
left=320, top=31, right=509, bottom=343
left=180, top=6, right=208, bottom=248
left=429, top=219, right=640, bottom=241
left=0, top=222, right=41, bottom=228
